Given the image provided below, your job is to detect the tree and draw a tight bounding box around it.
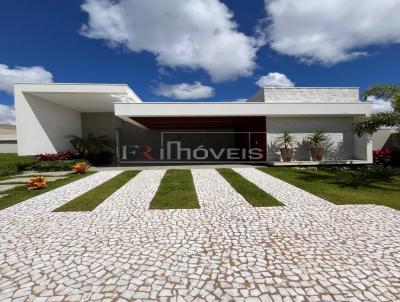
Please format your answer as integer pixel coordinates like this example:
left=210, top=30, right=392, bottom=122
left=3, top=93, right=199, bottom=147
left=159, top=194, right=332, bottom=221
left=67, top=133, right=114, bottom=158
left=353, top=84, right=400, bottom=136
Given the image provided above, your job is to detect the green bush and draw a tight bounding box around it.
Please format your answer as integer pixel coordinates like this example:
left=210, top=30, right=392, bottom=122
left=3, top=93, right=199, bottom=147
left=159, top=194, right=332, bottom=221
left=367, top=166, right=398, bottom=181
left=0, top=154, right=37, bottom=177
left=335, top=169, right=372, bottom=188
left=334, top=166, right=399, bottom=188
left=29, top=160, right=86, bottom=172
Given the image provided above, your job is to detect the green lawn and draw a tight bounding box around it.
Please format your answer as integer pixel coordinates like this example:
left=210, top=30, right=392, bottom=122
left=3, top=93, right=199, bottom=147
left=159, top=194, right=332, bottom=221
left=218, top=168, right=283, bottom=207
left=55, top=170, right=140, bottom=212
left=259, top=167, right=400, bottom=210
left=150, top=169, right=199, bottom=209
left=0, top=172, right=94, bottom=210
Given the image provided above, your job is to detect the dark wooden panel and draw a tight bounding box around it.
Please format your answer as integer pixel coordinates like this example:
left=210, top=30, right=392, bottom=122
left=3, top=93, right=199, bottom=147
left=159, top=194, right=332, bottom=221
left=131, top=116, right=266, bottom=130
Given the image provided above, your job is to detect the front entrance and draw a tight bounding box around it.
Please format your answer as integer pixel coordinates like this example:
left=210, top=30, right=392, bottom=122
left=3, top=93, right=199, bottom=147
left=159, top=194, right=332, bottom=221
left=116, top=116, right=267, bottom=164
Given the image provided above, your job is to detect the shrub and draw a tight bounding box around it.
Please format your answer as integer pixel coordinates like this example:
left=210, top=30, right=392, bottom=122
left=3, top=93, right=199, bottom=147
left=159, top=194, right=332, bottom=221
left=27, top=176, right=48, bottom=190
left=367, top=165, right=398, bottom=181
left=373, top=147, right=396, bottom=167
left=73, top=162, right=89, bottom=174
left=0, top=154, right=37, bottom=177
left=29, top=160, right=83, bottom=172
left=334, top=165, right=399, bottom=188
left=334, top=169, right=372, bottom=188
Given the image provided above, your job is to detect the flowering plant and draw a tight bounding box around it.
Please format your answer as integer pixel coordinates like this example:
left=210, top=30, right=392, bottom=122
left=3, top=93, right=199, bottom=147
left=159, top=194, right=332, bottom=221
left=73, top=162, right=89, bottom=174
left=373, top=147, right=396, bottom=166
left=27, top=176, right=48, bottom=190
left=35, top=151, right=77, bottom=161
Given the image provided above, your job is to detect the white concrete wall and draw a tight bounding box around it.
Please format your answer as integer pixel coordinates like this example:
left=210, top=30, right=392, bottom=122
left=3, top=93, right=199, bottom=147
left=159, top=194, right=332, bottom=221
left=266, top=117, right=356, bottom=161
left=352, top=117, right=373, bottom=162
left=15, top=91, right=82, bottom=155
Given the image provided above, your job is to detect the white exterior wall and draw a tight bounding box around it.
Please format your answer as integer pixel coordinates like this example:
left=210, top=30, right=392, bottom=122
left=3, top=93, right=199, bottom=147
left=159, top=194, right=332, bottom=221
left=353, top=117, right=373, bottom=162
left=15, top=91, right=82, bottom=155
left=266, top=117, right=356, bottom=161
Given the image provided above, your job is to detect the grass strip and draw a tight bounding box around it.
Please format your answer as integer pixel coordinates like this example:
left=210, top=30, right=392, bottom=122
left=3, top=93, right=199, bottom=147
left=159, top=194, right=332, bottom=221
left=0, top=172, right=94, bottom=210
left=55, top=170, right=140, bottom=212
left=150, top=169, right=199, bottom=209
left=218, top=168, right=283, bottom=207
left=259, top=167, right=400, bottom=211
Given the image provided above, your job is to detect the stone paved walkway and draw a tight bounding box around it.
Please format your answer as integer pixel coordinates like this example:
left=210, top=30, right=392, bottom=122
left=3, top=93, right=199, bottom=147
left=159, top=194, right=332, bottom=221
left=0, top=168, right=399, bottom=301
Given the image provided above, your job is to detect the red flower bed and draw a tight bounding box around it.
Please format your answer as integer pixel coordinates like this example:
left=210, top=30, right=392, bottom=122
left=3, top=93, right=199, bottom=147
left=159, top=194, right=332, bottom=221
left=35, top=151, right=77, bottom=161
left=373, top=147, right=396, bottom=166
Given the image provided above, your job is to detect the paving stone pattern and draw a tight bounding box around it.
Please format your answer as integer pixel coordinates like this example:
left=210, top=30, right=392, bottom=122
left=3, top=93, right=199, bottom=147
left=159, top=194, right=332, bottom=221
left=0, top=168, right=399, bottom=301
left=0, top=184, right=24, bottom=192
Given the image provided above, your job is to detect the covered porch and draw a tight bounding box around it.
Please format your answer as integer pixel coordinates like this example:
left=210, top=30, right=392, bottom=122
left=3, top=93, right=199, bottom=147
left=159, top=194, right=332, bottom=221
left=116, top=116, right=267, bottom=163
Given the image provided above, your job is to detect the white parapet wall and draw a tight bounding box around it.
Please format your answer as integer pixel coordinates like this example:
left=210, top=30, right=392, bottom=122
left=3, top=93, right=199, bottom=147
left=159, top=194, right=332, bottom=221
left=248, top=87, right=359, bottom=103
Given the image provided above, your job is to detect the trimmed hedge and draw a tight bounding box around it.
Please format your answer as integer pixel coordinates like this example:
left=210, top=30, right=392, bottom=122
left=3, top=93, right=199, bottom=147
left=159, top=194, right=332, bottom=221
left=29, top=160, right=88, bottom=172
left=0, top=154, right=91, bottom=177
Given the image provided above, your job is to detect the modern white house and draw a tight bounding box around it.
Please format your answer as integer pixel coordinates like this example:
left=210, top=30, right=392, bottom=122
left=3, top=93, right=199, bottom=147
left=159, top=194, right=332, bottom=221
left=14, top=83, right=373, bottom=165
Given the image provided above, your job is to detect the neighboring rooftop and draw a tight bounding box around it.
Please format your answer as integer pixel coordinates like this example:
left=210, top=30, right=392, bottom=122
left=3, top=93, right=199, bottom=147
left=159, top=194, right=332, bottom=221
left=0, top=124, right=17, bottom=141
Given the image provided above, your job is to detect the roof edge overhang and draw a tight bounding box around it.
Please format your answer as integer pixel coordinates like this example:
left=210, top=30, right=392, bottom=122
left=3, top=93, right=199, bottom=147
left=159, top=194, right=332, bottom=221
left=14, top=83, right=143, bottom=113
left=115, top=102, right=372, bottom=117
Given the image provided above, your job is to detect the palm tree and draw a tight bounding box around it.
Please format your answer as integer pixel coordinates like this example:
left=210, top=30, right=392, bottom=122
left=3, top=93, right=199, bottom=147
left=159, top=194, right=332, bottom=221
left=307, top=129, right=326, bottom=161
left=277, top=131, right=294, bottom=149
left=67, top=133, right=114, bottom=158
left=307, top=129, right=326, bottom=149
left=353, top=84, right=400, bottom=136
left=276, top=131, right=295, bottom=161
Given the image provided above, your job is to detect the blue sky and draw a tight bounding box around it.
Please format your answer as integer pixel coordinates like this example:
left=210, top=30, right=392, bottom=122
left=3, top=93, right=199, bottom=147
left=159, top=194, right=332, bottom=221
left=1, top=0, right=400, bottom=123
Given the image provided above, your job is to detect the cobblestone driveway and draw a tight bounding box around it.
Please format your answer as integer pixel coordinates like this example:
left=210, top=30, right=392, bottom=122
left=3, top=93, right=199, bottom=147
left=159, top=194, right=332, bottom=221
left=0, top=168, right=399, bottom=301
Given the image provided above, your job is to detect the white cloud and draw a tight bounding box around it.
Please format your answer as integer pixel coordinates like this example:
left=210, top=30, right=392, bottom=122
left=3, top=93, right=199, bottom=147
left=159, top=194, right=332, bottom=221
left=256, top=72, right=294, bottom=87
left=0, top=104, right=15, bottom=125
left=366, top=96, right=393, bottom=113
left=0, top=64, right=53, bottom=94
left=263, top=0, right=400, bottom=65
left=154, top=82, right=215, bottom=100
left=80, top=0, right=258, bottom=82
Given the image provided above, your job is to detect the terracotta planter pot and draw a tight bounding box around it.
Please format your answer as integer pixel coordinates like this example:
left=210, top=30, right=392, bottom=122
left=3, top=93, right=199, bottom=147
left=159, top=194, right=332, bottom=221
left=310, top=147, right=324, bottom=161
left=280, top=148, right=293, bottom=162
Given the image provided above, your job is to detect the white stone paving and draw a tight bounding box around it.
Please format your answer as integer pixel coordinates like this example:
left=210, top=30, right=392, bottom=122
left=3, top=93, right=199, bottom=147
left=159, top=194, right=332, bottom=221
left=233, top=167, right=333, bottom=210
left=94, top=170, right=166, bottom=213
left=192, top=169, right=251, bottom=210
left=0, top=168, right=399, bottom=301
left=0, top=183, right=24, bottom=192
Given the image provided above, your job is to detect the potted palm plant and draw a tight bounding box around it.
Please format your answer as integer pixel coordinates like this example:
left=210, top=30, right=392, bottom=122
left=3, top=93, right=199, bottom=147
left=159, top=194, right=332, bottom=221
left=277, top=131, right=294, bottom=162
left=307, top=129, right=326, bottom=161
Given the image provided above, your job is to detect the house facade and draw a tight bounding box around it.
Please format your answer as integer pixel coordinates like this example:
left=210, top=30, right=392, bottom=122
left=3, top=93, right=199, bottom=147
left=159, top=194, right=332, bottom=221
left=14, top=83, right=372, bottom=165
